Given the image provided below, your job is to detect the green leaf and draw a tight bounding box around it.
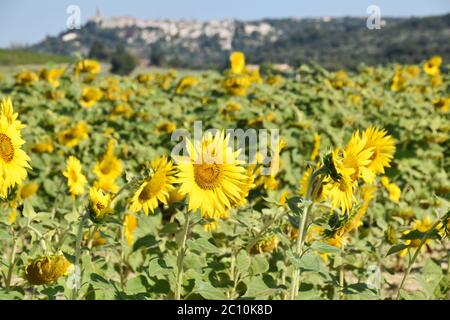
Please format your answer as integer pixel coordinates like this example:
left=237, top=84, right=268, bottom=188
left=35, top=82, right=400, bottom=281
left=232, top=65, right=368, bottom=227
left=310, top=241, right=341, bottom=254
left=22, top=199, right=37, bottom=221
left=236, top=250, right=251, bottom=275
left=187, top=238, right=219, bottom=254
left=386, top=244, right=409, bottom=256
left=243, top=276, right=275, bottom=298
left=0, top=229, right=10, bottom=241
left=195, top=281, right=227, bottom=300
left=250, top=255, right=269, bottom=275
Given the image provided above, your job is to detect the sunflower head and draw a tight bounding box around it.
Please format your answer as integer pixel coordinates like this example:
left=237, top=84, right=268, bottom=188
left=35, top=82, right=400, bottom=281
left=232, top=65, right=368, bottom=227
left=80, top=87, right=103, bottom=108
left=362, top=127, right=395, bottom=179
left=129, top=156, right=176, bottom=215
left=25, top=255, right=72, bottom=286
left=62, top=156, right=87, bottom=197
left=177, top=131, right=249, bottom=219
left=88, top=187, right=114, bottom=222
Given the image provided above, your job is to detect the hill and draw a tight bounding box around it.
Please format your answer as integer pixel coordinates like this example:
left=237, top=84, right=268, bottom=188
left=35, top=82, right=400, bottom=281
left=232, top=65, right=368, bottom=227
left=30, top=13, right=450, bottom=70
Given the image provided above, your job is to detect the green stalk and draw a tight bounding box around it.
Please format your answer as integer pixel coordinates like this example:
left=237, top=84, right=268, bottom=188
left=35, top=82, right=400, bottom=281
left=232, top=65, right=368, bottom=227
left=71, top=212, right=88, bottom=300
left=288, top=167, right=324, bottom=300
left=5, top=235, right=18, bottom=290
left=174, top=208, right=191, bottom=300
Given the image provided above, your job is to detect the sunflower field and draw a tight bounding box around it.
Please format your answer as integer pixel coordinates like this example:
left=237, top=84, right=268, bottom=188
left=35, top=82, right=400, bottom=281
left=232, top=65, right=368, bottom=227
left=0, top=53, right=449, bottom=300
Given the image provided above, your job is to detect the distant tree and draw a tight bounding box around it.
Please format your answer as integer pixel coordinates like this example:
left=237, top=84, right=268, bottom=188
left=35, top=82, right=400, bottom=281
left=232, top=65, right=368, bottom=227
left=110, top=45, right=138, bottom=75
left=88, top=40, right=109, bottom=61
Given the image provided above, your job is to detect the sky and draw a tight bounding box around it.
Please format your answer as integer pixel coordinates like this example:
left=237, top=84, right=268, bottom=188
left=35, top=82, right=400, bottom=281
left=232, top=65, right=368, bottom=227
left=0, top=0, right=449, bottom=48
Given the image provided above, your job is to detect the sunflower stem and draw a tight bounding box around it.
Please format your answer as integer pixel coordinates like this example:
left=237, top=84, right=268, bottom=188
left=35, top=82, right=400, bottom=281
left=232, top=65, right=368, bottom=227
left=288, top=167, right=324, bottom=300
left=5, top=234, right=18, bottom=290
left=71, top=211, right=88, bottom=300
left=175, top=207, right=190, bottom=300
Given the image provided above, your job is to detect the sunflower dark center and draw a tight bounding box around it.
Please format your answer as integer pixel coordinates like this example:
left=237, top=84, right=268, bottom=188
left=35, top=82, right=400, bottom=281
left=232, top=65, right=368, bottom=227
left=0, top=133, right=14, bottom=163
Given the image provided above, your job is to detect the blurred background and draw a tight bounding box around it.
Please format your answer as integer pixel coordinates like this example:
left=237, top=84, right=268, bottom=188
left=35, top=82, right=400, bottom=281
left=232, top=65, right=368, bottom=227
left=0, top=0, right=449, bottom=73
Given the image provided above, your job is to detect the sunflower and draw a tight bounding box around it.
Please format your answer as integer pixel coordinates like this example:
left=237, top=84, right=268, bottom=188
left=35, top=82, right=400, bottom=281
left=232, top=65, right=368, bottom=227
left=0, top=117, right=31, bottom=198
left=230, top=51, right=246, bottom=74
left=423, top=55, right=442, bottom=76
left=93, top=140, right=122, bottom=182
left=58, top=121, right=89, bottom=148
left=129, top=156, right=176, bottom=215
left=25, top=255, right=72, bottom=285
left=88, top=187, right=113, bottom=222
left=176, top=131, right=250, bottom=219
left=342, top=131, right=374, bottom=184
left=361, top=127, right=395, bottom=181
left=20, top=181, right=39, bottom=200
left=80, top=87, right=103, bottom=108
left=39, top=68, right=65, bottom=87
left=75, top=59, right=101, bottom=75
left=31, top=137, right=54, bottom=153
left=175, top=76, right=198, bottom=94
left=380, top=176, right=401, bottom=203
left=325, top=149, right=356, bottom=213
left=1, top=97, right=25, bottom=131
left=63, top=156, right=87, bottom=197
left=94, top=176, right=119, bottom=194
left=15, top=70, right=38, bottom=86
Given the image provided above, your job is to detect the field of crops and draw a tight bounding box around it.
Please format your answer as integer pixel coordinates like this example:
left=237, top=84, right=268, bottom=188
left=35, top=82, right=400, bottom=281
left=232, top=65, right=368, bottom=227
left=0, top=53, right=448, bottom=300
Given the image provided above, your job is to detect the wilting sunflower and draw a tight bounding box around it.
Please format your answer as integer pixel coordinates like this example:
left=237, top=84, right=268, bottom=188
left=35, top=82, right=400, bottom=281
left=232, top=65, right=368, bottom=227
left=129, top=156, right=176, bottom=215
left=361, top=127, right=395, bottom=182
left=176, top=131, right=250, bottom=219
left=0, top=116, right=31, bottom=198
left=88, top=187, right=113, bottom=222
left=15, top=70, right=38, bottom=86
left=25, top=255, right=72, bottom=285
left=80, top=87, right=103, bottom=108
left=62, top=156, right=87, bottom=197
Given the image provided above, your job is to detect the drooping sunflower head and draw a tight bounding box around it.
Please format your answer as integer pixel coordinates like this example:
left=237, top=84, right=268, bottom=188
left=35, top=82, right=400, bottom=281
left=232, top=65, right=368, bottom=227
left=88, top=187, right=113, bottom=222
left=62, top=156, right=87, bottom=197
left=177, top=131, right=249, bottom=219
left=25, top=255, right=72, bottom=286
left=0, top=116, right=31, bottom=198
left=129, top=156, right=176, bottom=215
left=362, top=127, right=395, bottom=178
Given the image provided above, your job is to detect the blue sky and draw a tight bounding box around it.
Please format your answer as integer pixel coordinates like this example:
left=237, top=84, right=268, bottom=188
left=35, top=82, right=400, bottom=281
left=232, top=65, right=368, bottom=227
left=0, top=0, right=449, bottom=48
